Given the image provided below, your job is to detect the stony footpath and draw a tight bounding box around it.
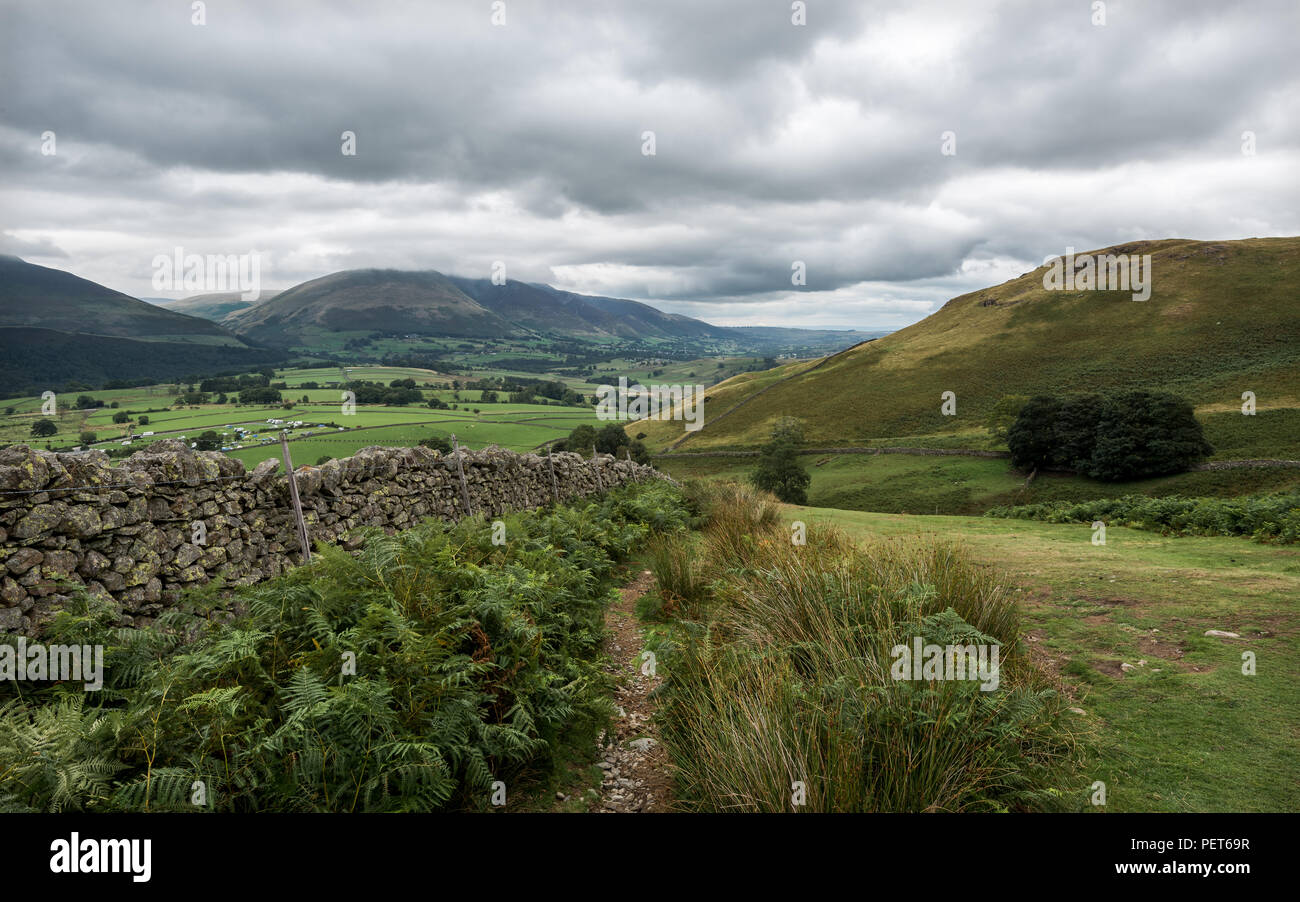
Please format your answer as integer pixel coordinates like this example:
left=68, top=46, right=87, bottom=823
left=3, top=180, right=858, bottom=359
left=589, top=569, right=673, bottom=813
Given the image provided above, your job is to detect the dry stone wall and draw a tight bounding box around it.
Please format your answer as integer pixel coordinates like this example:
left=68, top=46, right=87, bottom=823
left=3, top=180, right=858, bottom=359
left=0, top=440, right=665, bottom=636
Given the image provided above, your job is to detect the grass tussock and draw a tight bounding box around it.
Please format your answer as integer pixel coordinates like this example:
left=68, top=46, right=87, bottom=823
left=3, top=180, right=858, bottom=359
left=654, top=481, right=1079, bottom=812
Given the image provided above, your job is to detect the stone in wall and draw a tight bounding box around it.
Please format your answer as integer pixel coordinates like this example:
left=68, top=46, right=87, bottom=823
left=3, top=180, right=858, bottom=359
left=0, top=440, right=666, bottom=636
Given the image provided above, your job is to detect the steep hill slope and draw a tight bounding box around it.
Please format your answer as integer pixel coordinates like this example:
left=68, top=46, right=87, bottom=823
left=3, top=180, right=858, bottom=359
left=223, top=269, right=513, bottom=344
left=642, top=237, right=1300, bottom=452
left=444, top=277, right=619, bottom=336
left=0, top=328, right=284, bottom=396
left=0, top=255, right=247, bottom=343
left=0, top=256, right=282, bottom=393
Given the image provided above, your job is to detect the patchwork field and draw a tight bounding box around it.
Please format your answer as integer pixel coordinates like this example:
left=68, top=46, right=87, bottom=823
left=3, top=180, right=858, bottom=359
left=0, top=366, right=608, bottom=466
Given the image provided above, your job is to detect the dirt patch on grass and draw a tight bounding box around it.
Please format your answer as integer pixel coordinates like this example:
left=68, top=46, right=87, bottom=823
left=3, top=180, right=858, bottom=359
left=1017, top=585, right=1056, bottom=607
left=1023, top=632, right=1069, bottom=684
left=1137, top=636, right=1191, bottom=667
left=1093, top=596, right=1140, bottom=607
left=1252, top=615, right=1296, bottom=638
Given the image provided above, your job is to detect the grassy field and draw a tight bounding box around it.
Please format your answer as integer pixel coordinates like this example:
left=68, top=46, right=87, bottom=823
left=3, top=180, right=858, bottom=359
left=224, top=406, right=599, bottom=467
left=275, top=365, right=450, bottom=386
left=1, top=357, right=809, bottom=463
left=787, top=504, right=1300, bottom=812
left=0, top=367, right=606, bottom=463
left=657, top=452, right=1300, bottom=515
left=588, top=355, right=784, bottom=389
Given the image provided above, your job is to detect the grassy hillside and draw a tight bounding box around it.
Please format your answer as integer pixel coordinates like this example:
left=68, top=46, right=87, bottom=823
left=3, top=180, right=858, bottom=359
left=641, top=237, right=1300, bottom=455
left=0, top=256, right=247, bottom=342
left=0, top=257, right=280, bottom=394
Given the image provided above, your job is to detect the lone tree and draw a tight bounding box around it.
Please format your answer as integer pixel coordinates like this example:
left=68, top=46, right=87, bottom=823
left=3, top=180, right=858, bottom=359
left=750, top=417, right=810, bottom=504
left=30, top=419, right=58, bottom=438
left=552, top=423, right=596, bottom=455
left=594, top=422, right=628, bottom=455
left=194, top=431, right=222, bottom=451
left=418, top=434, right=452, bottom=454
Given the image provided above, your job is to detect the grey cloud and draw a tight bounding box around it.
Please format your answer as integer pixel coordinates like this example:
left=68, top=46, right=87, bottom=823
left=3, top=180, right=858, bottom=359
left=0, top=0, right=1296, bottom=325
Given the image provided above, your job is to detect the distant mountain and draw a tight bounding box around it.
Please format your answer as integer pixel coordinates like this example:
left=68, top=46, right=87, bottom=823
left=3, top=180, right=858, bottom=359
left=158, top=291, right=270, bottom=321
left=447, top=277, right=731, bottom=340
left=444, top=277, right=617, bottom=336
left=223, top=269, right=513, bottom=343
left=540, top=287, right=731, bottom=340
left=224, top=266, right=877, bottom=351
left=0, top=256, right=281, bottom=394
left=0, top=255, right=245, bottom=343
left=0, top=255, right=882, bottom=395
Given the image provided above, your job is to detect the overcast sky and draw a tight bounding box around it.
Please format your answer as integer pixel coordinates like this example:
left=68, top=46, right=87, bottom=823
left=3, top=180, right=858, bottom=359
left=2, top=0, right=1297, bottom=329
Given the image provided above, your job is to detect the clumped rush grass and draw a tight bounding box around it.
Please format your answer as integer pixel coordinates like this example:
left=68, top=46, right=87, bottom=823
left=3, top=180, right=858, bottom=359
left=641, top=534, right=709, bottom=621
left=650, top=481, right=1081, bottom=812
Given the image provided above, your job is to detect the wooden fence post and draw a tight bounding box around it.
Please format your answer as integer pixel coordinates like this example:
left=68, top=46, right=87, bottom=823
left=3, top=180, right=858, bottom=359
left=279, top=430, right=312, bottom=563
left=451, top=434, right=474, bottom=517
left=547, top=443, right=560, bottom=502
left=592, top=445, right=603, bottom=492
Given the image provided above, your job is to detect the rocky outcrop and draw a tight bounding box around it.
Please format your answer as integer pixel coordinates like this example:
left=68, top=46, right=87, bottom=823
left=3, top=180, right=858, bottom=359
left=0, top=440, right=664, bottom=635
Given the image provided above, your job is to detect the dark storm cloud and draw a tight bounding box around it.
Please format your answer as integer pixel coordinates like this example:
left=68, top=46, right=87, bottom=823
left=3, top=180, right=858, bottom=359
left=0, top=0, right=1296, bottom=324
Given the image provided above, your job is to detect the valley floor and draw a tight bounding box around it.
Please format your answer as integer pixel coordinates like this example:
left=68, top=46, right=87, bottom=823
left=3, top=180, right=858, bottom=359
left=791, top=505, right=1300, bottom=812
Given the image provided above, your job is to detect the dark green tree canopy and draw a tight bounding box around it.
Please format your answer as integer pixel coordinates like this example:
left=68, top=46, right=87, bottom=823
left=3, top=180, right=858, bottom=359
left=1007, top=390, right=1212, bottom=481
left=750, top=417, right=810, bottom=504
